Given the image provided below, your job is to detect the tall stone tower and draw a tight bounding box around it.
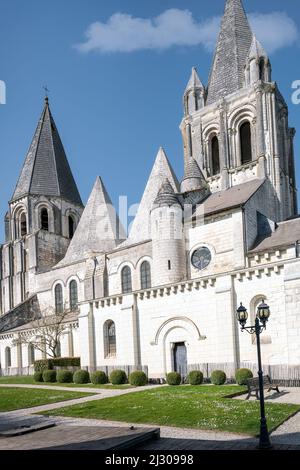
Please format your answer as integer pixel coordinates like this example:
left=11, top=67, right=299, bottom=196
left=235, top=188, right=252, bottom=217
left=0, top=97, right=83, bottom=314
left=180, top=0, right=297, bottom=221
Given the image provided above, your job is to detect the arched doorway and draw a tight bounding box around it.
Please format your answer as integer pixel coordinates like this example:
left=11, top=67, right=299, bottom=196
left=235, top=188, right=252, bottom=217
left=173, top=342, right=187, bottom=378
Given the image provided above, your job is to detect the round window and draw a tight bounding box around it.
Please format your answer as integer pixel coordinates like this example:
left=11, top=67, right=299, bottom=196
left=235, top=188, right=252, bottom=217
left=191, top=247, right=212, bottom=270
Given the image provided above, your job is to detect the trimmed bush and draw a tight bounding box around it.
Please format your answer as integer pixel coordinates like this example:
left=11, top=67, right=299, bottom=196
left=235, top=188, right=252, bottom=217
left=73, top=369, right=90, bottom=384
left=42, top=369, right=57, bottom=383
left=166, top=372, right=181, bottom=386
left=129, top=371, right=148, bottom=387
left=211, top=370, right=226, bottom=385
left=188, top=370, right=204, bottom=385
left=33, top=371, right=43, bottom=382
left=91, top=371, right=108, bottom=385
left=57, top=370, right=73, bottom=383
left=235, top=368, right=253, bottom=385
left=109, top=370, right=127, bottom=385
left=34, top=359, right=53, bottom=372
left=52, top=357, right=80, bottom=367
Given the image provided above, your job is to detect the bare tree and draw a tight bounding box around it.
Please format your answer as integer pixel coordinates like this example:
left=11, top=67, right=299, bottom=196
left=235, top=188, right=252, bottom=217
left=13, top=305, right=71, bottom=359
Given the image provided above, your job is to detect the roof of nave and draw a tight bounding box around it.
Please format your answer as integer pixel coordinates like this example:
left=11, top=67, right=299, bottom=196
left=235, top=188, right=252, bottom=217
left=56, top=176, right=126, bottom=267
left=1, top=311, right=79, bottom=334
left=121, top=147, right=180, bottom=246
left=206, top=0, right=253, bottom=105
left=250, top=217, right=300, bottom=253
left=12, top=97, right=82, bottom=206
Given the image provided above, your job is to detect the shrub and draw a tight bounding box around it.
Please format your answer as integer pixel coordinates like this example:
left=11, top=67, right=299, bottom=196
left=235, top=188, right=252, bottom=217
left=52, top=357, right=80, bottom=367
left=91, top=371, right=108, bottom=385
left=57, top=370, right=73, bottom=383
left=129, top=371, right=148, bottom=387
left=235, top=368, right=253, bottom=385
left=34, top=359, right=53, bottom=372
left=211, top=370, right=226, bottom=385
left=166, top=372, right=181, bottom=386
left=42, top=369, right=57, bottom=383
left=33, top=371, right=43, bottom=382
left=73, top=369, right=90, bottom=384
left=188, top=370, right=204, bottom=385
left=109, top=370, right=127, bottom=385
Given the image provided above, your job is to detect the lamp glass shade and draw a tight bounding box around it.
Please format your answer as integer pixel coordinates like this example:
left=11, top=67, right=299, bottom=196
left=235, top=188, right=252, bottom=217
left=237, top=303, right=248, bottom=325
left=257, top=300, right=270, bottom=322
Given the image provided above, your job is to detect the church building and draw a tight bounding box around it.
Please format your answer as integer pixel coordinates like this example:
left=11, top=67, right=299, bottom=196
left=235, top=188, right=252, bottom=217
left=1, top=0, right=300, bottom=381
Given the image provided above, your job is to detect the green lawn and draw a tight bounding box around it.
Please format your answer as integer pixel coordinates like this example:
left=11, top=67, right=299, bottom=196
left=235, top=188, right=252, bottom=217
left=0, top=376, right=133, bottom=390
left=42, top=385, right=300, bottom=436
left=0, top=387, right=94, bottom=412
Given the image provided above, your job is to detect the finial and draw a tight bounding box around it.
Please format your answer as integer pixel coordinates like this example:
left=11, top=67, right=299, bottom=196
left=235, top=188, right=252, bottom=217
left=43, top=85, right=50, bottom=104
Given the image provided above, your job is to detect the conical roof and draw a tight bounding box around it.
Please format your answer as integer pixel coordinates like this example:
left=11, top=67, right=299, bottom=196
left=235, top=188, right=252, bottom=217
left=248, top=35, right=268, bottom=61
left=206, top=0, right=253, bottom=105
left=57, top=176, right=125, bottom=266
left=185, top=67, right=204, bottom=93
left=181, top=158, right=209, bottom=193
left=153, top=178, right=181, bottom=208
left=12, top=98, right=82, bottom=205
left=122, top=147, right=179, bottom=245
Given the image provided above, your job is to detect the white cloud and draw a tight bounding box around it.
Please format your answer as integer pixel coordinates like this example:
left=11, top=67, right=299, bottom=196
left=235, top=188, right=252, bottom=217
left=75, top=9, right=299, bottom=55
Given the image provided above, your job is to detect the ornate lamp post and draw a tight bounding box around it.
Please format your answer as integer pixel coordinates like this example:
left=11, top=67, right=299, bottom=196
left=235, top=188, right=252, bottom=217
left=236, top=300, right=272, bottom=449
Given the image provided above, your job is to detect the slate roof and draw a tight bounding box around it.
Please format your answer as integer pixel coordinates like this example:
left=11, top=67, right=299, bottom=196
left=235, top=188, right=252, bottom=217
left=206, top=0, right=253, bottom=105
left=153, top=178, right=181, bottom=208
left=183, top=158, right=206, bottom=182
left=203, top=178, right=265, bottom=216
left=12, top=98, right=82, bottom=205
left=57, top=176, right=125, bottom=266
left=250, top=218, right=300, bottom=253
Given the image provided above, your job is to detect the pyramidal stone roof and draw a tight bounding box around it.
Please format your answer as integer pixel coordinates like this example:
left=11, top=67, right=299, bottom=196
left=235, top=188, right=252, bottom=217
left=57, top=176, right=125, bottom=266
left=206, top=0, right=253, bottom=105
left=121, top=147, right=179, bottom=246
left=185, top=67, right=204, bottom=93
left=153, top=178, right=181, bottom=208
left=248, top=35, right=268, bottom=61
left=12, top=98, right=82, bottom=205
left=183, top=158, right=206, bottom=182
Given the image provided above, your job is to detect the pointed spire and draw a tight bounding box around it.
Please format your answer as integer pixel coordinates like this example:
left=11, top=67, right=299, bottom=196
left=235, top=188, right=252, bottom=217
left=248, top=35, right=268, bottom=61
left=122, top=147, right=179, bottom=245
left=206, top=0, right=253, bottom=105
left=57, top=176, right=125, bottom=266
left=185, top=67, right=204, bottom=93
left=153, top=178, right=181, bottom=208
left=11, top=98, right=82, bottom=205
left=180, top=158, right=209, bottom=193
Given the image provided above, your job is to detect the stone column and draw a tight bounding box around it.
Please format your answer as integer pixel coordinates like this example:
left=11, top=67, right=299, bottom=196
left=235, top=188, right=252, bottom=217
left=271, top=88, right=283, bottom=220
left=218, top=101, right=229, bottom=190
left=255, top=83, right=266, bottom=178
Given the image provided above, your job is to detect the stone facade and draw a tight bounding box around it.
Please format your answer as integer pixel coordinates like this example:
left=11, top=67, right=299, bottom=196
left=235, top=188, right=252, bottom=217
left=1, top=0, right=300, bottom=381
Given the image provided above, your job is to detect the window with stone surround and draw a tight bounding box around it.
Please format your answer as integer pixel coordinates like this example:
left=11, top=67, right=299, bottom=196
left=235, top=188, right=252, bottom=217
left=121, top=266, right=132, bottom=294
left=240, top=121, right=252, bottom=164
left=69, top=280, right=78, bottom=311
left=40, top=208, right=49, bottom=231
left=140, top=261, right=151, bottom=290
left=104, top=320, right=116, bottom=357
left=5, top=346, right=11, bottom=368
left=68, top=215, right=75, bottom=239
left=28, top=343, right=35, bottom=365
left=211, top=136, right=220, bottom=175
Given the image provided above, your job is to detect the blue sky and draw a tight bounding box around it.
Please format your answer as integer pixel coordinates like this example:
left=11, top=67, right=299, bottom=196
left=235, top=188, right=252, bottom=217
left=0, top=0, right=299, bottom=241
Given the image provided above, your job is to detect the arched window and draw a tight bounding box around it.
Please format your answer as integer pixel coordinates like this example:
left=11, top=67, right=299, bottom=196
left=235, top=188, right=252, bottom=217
left=121, top=266, right=132, bottom=294
left=55, top=340, right=61, bottom=358
left=68, top=216, right=75, bottom=239
left=140, top=261, right=151, bottom=290
left=5, top=347, right=11, bottom=368
left=20, top=212, right=27, bottom=237
left=259, top=58, right=265, bottom=81
left=240, top=122, right=252, bottom=164
left=28, top=343, right=35, bottom=365
left=69, top=280, right=78, bottom=311
left=250, top=296, right=271, bottom=345
left=211, top=136, right=220, bottom=175
left=104, top=320, right=116, bottom=357
left=41, top=208, right=49, bottom=231
left=55, top=284, right=63, bottom=314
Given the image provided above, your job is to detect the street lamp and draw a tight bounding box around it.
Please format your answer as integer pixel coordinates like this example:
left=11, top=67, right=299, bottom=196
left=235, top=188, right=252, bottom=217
left=236, top=300, right=272, bottom=449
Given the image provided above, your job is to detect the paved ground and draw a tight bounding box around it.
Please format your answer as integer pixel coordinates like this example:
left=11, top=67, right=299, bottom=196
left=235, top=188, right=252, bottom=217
left=0, top=383, right=299, bottom=450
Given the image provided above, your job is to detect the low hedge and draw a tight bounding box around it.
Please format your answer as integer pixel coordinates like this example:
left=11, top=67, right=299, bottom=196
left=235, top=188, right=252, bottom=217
left=73, top=369, right=90, bottom=384
left=188, top=370, right=204, bottom=385
left=91, top=371, right=108, bottom=385
left=57, top=370, right=73, bottom=383
left=34, top=357, right=80, bottom=372
left=42, top=369, right=57, bottom=383
left=211, top=370, right=226, bottom=385
left=109, top=370, right=127, bottom=385
left=33, top=371, right=43, bottom=382
left=235, top=368, right=253, bottom=385
left=166, top=372, right=181, bottom=386
left=129, top=371, right=148, bottom=386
